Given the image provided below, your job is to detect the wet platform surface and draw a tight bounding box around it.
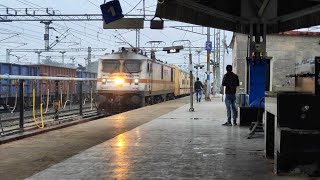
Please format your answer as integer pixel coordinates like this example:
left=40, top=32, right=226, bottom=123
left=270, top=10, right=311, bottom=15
left=23, top=97, right=314, bottom=180
left=0, top=97, right=189, bottom=180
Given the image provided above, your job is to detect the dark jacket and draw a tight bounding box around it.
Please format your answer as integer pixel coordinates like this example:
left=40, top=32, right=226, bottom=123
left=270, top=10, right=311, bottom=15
left=222, top=72, right=239, bottom=94
left=194, top=80, right=203, bottom=90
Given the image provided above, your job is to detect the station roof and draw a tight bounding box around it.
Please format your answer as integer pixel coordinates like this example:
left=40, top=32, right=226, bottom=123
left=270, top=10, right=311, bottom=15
left=155, top=0, right=320, bottom=34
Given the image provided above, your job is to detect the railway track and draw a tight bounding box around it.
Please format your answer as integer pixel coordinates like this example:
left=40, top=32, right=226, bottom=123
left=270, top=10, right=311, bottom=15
left=0, top=106, right=102, bottom=137
left=0, top=97, right=177, bottom=138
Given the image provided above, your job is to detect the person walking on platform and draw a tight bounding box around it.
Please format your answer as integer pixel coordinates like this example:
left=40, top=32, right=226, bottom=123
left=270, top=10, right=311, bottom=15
left=222, top=65, right=239, bottom=126
left=194, top=77, right=203, bottom=102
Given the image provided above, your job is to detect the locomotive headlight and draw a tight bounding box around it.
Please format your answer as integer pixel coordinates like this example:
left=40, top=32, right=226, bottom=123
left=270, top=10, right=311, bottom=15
left=102, top=78, right=107, bottom=84
left=114, top=77, right=125, bottom=85
left=134, top=78, right=139, bottom=85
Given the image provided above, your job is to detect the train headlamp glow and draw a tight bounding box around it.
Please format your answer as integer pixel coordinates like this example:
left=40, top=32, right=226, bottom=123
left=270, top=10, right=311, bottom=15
left=134, top=79, right=139, bottom=83
left=102, top=78, right=107, bottom=84
left=114, top=77, right=125, bottom=85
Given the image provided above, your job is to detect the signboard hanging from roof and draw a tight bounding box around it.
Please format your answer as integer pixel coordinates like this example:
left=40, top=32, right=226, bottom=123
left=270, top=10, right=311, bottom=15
left=100, top=0, right=124, bottom=24
left=101, top=0, right=144, bottom=29
left=103, top=18, right=144, bottom=29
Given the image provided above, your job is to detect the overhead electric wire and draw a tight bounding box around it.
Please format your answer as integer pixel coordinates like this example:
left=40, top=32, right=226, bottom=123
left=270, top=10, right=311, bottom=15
left=124, top=0, right=143, bottom=15
left=53, top=23, right=114, bottom=47
left=121, top=0, right=134, bottom=7
left=139, top=32, right=153, bottom=40
left=181, top=27, right=188, bottom=40
left=12, top=2, right=113, bottom=48
left=87, top=0, right=99, bottom=8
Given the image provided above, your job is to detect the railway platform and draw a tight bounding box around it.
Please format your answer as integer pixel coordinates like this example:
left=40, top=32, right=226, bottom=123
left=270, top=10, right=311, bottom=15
left=0, top=96, right=311, bottom=180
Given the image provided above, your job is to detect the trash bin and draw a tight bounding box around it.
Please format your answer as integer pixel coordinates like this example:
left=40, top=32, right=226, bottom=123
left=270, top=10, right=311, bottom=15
left=237, top=93, right=249, bottom=107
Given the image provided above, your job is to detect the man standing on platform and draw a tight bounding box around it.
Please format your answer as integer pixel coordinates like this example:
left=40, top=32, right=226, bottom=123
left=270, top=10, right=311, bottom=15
left=194, top=77, right=203, bottom=102
left=222, top=65, right=239, bottom=126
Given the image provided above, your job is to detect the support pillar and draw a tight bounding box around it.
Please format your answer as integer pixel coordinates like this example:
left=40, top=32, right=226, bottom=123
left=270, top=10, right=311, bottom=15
left=41, top=21, right=52, bottom=51
left=59, top=51, right=66, bottom=65
left=79, top=81, right=83, bottom=116
left=19, top=80, right=24, bottom=130
left=35, top=51, right=41, bottom=64
left=205, top=27, right=211, bottom=101
left=54, top=80, right=59, bottom=120
left=6, top=49, right=11, bottom=63
left=87, top=47, right=92, bottom=68
left=189, top=52, right=194, bottom=112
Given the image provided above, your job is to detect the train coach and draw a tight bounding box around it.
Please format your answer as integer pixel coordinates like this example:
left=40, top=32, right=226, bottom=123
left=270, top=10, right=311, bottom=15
left=95, top=48, right=190, bottom=115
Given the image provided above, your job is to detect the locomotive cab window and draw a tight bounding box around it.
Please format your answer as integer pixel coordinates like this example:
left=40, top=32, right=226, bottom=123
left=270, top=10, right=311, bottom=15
left=171, top=68, right=174, bottom=82
left=123, top=60, right=141, bottom=73
left=102, top=60, right=120, bottom=73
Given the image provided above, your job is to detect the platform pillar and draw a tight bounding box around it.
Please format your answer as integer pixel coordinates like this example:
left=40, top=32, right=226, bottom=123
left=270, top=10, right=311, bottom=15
left=54, top=80, right=59, bottom=120
left=19, top=80, right=24, bottom=130
left=79, top=81, right=83, bottom=116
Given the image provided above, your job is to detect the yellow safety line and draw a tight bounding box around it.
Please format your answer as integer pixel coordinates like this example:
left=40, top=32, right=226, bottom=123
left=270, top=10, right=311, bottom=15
left=83, top=97, right=87, bottom=105
left=32, top=86, right=44, bottom=128
left=11, top=86, right=18, bottom=113
left=60, top=87, right=63, bottom=107
left=63, top=100, right=70, bottom=109
left=63, top=85, right=70, bottom=109
left=44, top=88, right=49, bottom=114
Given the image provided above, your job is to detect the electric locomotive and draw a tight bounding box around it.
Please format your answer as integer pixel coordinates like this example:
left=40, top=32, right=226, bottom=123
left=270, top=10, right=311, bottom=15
left=95, top=48, right=189, bottom=114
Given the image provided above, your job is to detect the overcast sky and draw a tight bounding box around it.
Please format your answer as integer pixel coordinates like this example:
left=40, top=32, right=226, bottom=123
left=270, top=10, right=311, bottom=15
left=0, top=0, right=233, bottom=79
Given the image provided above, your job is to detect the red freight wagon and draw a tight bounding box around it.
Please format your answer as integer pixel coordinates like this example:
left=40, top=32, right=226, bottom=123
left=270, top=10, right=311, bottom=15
left=28, top=64, right=77, bottom=103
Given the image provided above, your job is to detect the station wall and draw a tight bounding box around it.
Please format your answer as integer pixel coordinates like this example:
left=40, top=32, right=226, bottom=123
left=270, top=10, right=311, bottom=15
left=230, top=32, right=320, bottom=92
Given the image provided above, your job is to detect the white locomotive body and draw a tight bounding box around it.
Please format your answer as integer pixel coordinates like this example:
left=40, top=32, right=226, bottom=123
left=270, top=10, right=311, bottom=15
left=95, top=48, right=187, bottom=114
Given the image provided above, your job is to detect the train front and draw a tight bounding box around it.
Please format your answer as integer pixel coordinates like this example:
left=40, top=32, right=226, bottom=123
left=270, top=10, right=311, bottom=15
left=95, top=50, right=148, bottom=114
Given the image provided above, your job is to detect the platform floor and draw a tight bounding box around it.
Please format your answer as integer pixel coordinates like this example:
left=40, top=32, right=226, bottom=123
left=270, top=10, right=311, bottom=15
left=0, top=97, right=313, bottom=180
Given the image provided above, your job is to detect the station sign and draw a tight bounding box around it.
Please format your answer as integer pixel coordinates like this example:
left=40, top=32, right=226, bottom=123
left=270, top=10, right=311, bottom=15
left=205, top=41, right=212, bottom=51
left=44, top=34, right=49, bottom=40
left=100, top=0, right=124, bottom=24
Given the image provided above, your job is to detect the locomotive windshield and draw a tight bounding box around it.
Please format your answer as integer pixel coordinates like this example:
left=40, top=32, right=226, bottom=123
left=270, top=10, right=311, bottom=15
left=123, top=60, right=141, bottom=73
left=102, top=60, right=120, bottom=73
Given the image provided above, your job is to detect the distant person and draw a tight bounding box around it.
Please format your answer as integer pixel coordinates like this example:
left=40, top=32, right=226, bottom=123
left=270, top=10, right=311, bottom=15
left=222, top=65, right=239, bottom=126
left=210, top=83, right=214, bottom=95
left=194, top=77, right=203, bottom=102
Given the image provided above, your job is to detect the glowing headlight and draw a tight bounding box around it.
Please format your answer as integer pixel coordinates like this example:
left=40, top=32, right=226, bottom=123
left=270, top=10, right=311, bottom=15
left=102, top=78, right=107, bottom=84
left=134, top=79, right=139, bottom=83
left=114, top=77, right=125, bottom=85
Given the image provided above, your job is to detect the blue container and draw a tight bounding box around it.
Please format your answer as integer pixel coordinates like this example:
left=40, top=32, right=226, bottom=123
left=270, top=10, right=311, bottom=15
left=76, top=71, right=97, bottom=93
left=0, top=62, right=41, bottom=97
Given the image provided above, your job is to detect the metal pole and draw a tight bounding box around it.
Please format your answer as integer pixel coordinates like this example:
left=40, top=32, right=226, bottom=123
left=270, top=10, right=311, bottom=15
left=196, top=52, right=199, bottom=78
left=189, top=41, right=194, bottom=112
left=35, top=51, right=41, bottom=64
left=87, top=46, right=92, bottom=67
left=143, top=0, right=146, bottom=18
left=172, top=40, right=194, bottom=111
left=60, top=51, right=66, bottom=65
left=213, top=29, right=217, bottom=96
left=42, top=21, right=52, bottom=51
left=79, top=81, right=83, bottom=115
left=205, top=27, right=211, bottom=101
left=6, top=49, right=10, bottom=63
left=19, top=80, right=24, bottom=130
left=54, top=80, right=59, bottom=120
left=222, top=31, right=226, bottom=76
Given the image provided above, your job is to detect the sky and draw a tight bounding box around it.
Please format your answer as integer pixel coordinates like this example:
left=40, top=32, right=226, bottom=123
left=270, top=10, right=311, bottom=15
left=0, top=0, right=233, bottom=79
